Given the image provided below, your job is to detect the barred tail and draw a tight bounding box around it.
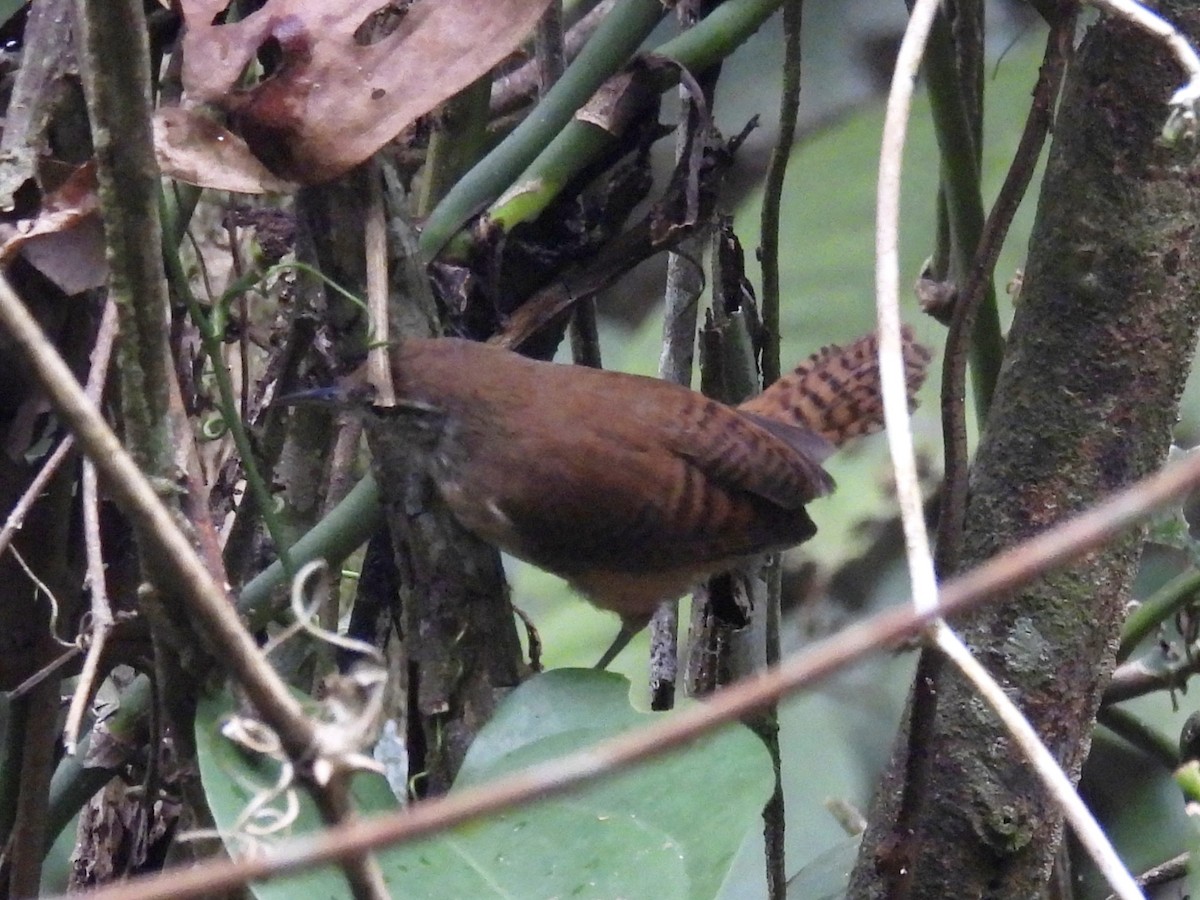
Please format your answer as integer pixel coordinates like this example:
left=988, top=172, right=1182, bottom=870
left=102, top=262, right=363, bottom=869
left=738, top=326, right=931, bottom=447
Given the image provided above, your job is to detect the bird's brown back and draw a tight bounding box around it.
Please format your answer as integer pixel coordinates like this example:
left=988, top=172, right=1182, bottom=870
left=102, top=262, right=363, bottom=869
left=385, top=331, right=929, bottom=622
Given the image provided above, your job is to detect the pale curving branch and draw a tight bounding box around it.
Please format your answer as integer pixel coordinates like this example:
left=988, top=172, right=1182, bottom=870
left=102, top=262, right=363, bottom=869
left=872, top=0, right=1144, bottom=895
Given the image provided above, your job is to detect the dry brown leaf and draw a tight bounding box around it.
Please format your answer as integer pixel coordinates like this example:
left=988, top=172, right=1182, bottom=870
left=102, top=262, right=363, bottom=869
left=172, top=0, right=552, bottom=184
left=18, top=219, right=108, bottom=295
left=154, top=107, right=298, bottom=194
left=0, top=162, right=108, bottom=293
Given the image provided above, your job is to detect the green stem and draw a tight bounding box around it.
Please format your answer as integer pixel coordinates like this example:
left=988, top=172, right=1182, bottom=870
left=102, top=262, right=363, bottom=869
left=922, top=8, right=1002, bottom=419
left=1098, top=705, right=1179, bottom=771
left=237, top=474, right=384, bottom=628
left=433, top=0, right=787, bottom=260
left=162, top=180, right=202, bottom=251
left=417, top=76, right=494, bottom=218
left=759, top=0, right=802, bottom=388
left=419, top=0, right=666, bottom=258
left=654, top=0, right=784, bottom=72
left=1118, top=568, right=1200, bottom=662
left=159, top=192, right=295, bottom=577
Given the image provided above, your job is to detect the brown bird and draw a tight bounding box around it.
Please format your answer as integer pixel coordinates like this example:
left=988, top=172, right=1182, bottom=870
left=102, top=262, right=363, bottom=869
left=379, top=327, right=930, bottom=666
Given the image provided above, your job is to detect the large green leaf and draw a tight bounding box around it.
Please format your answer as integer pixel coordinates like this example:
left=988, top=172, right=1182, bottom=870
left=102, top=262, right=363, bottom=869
left=196, top=670, right=773, bottom=898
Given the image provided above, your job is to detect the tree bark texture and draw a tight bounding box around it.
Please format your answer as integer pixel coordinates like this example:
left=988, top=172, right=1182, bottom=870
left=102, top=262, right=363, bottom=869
left=364, top=176, right=527, bottom=794
left=850, top=6, right=1200, bottom=897
left=294, top=171, right=527, bottom=791
left=365, top=411, right=527, bottom=794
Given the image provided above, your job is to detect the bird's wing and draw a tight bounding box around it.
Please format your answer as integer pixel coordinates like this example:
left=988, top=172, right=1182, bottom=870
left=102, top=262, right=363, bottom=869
left=462, top=397, right=831, bottom=574
left=665, top=394, right=835, bottom=509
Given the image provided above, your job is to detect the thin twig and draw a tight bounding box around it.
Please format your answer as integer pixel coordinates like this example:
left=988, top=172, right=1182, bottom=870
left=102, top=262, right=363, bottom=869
left=0, top=437, right=75, bottom=560
left=61, top=299, right=120, bottom=753
left=568, top=298, right=603, bottom=367
left=1104, top=851, right=1189, bottom=900
left=876, top=0, right=940, bottom=615
left=1105, top=640, right=1200, bottom=704
left=650, top=247, right=700, bottom=705
left=535, top=0, right=602, bottom=369
left=63, top=459, right=112, bottom=755
left=0, top=271, right=319, bottom=809
left=9, top=545, right=70, bottom=643
left=69, top=448, right=1200, bottom=900
left=757, top=7, right=801, bottom=891
left=649, top=8, right=716, bottom=709
left=5, top=645, right=81, bottom=699
left=365, top=164, right=395, bottom=407
left=936, top=20, right=1072, bottom=577
left=535, top=0, right=566, bottom=93
left=875, top=1, right=1138, bottom=896
left=758, top=0, right=802, bottom=388
left=647, top=214, right=698, bottom=695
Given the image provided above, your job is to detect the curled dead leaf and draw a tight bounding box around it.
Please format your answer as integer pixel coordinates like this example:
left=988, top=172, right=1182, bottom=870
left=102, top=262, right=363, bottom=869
left=154, top=107, right=299, bottom=194
left=574, top=69, right=658, bottom=137
left=171, top=0, right=553, bottom=184
left=0, top=162, right=108, bottom=294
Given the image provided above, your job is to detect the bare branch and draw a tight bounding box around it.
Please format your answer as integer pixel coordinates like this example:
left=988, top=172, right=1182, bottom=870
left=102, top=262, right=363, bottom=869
left=69, top=448, right=1200, bottom=900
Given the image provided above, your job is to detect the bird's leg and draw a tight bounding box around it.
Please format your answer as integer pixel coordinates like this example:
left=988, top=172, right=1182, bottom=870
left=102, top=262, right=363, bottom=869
left=594, top=620, right=640, bottom=670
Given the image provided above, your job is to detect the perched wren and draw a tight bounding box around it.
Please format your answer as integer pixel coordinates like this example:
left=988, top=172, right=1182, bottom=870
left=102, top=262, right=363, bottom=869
left=375, top=328, right=930, bottom=664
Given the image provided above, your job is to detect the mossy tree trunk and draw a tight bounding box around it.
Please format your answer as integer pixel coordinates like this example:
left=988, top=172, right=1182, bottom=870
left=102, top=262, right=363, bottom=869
left=850, top=5, right=1200, bottom=896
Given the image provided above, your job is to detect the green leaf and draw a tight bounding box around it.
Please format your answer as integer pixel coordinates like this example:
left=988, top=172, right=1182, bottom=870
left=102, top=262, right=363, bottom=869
left=457, top=669, right=775, bottom=897
left=194, top=691, right=404, bottom=899
left=196, top=670, right=773, bottom=898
